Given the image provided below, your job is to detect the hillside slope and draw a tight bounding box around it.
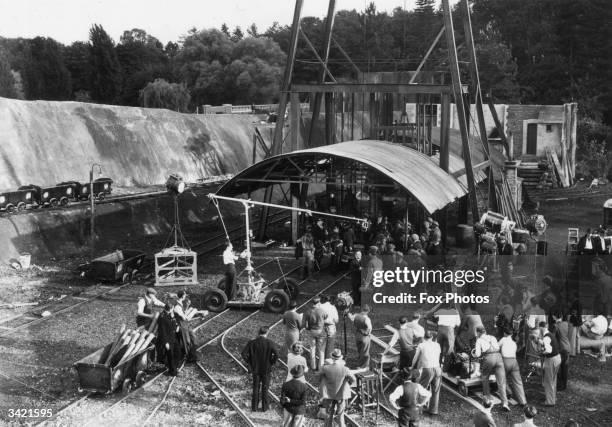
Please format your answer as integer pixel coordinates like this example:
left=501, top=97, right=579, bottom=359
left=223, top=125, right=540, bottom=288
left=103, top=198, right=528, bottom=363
left=0, top=97, right=271, bottom=190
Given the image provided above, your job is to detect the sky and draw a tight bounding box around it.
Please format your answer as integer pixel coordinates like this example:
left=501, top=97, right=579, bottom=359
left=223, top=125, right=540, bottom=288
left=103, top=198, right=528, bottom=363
left=0, top=0, right=434, bottom=45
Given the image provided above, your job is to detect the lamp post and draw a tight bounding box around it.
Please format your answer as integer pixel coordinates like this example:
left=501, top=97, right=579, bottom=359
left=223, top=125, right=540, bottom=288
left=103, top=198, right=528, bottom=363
left=90, top=163, right=102, bottom=261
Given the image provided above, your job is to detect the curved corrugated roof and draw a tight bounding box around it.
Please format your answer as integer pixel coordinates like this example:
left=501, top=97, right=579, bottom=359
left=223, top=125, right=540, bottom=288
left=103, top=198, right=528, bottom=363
left=217, top=140, right=471, bottom=213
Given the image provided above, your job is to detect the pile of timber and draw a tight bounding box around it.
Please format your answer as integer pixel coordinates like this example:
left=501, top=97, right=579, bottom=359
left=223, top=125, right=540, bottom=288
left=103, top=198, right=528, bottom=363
left=545, top=148, right=570, bottom=188
left=495, top=177, right=525, bottom=228
left=103, top=314, right=158, bottom=368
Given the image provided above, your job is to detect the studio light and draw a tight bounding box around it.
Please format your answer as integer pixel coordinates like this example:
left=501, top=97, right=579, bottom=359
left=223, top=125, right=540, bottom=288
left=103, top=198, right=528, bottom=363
left=166, top=174, right=185, bottom=194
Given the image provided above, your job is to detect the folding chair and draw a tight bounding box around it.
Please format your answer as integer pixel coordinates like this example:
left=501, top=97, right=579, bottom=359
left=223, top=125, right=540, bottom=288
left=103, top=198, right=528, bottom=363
left=371, top=352, right=401, bottom=393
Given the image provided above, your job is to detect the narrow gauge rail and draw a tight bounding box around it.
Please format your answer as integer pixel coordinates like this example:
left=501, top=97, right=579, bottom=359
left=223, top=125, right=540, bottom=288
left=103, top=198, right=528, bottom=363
left=0, top=179, right=227, bottom=218
left=188, top=272, right=363, bottom=427
left=0, top=209, right=288, bottom=338
left=38, top=262, right=302, bottom=427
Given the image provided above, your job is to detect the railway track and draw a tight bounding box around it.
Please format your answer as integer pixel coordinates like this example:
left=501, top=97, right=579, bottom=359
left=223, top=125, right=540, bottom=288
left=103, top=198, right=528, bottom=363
left=189, top=271, right=366, bottom=427
left=0, top=179, right=228, bottom=218
left=37, top=262, right=302, bottom=427
left=0, top=208, right=288, bottom=338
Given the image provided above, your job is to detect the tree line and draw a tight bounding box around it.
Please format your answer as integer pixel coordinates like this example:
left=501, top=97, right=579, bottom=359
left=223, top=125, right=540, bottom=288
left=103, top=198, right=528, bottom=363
left=0, top=1, right=609, bottom=152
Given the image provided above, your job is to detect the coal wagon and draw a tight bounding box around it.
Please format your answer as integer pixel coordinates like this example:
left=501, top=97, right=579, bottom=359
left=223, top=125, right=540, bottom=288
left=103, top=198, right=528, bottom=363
left=80, top=249, right=146, bottom=284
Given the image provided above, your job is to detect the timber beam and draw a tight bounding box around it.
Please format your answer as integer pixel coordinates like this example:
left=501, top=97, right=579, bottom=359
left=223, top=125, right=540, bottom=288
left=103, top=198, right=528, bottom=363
left=289, top=83, right=467, bottom=95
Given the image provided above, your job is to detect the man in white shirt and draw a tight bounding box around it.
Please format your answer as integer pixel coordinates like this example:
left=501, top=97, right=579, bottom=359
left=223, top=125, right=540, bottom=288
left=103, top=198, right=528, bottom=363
left=434, top=304, right=461, bottom=366
left=321, top=294, right=340, bottom=360
left=385, top=313, right=424, bottom=369
left=136, top=287, right=165, bottom=328
left=389, top=368, right=431, bottom=427
left=581, top=313, right=608, bottom=340
left=410, top=331, right=441, bottom=415
left=473, top=326, right=510, bottom=411
left=499, top=327, right=527, bottom=406
left=223, top=242, right=239, bottom=300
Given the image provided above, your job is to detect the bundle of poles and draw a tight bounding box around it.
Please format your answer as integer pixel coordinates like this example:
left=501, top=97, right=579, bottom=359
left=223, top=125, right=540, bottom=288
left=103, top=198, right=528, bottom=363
left=103, top=314, right=159, bottom=367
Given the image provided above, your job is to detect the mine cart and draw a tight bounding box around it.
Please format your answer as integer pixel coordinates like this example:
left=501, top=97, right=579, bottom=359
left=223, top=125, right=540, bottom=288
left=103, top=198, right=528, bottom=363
left=39, top=183, right=78, bottom=207
left=81, top=249, right=146, bottom=283
left=78, top=177, right=113, bottom=200
left=74, top=342, right=153, bottom=394
left=0, top=187, right=39, bottom=212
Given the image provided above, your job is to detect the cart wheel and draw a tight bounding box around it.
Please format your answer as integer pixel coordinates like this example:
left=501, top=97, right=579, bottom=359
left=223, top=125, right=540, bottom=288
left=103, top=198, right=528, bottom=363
left=203, top=289, right=228, bottom=312
left=97, top=193, right=105, bottom=201
left=130, top=269, right=140, bottom=282
left=458, top=383, right=468, bottom=396
left=60, top=197, right=69, bottom=206
left=121, top=378, right=133, bottom=395
left=264, top=289, right=289, bottom=314
left=135, top=371, right=146, bottom=388
left=50, top=199, right=59, bottom=207
left=6, top=205, right=16, bottom=214
left=216, top=278, right=226, bottom=291
left=274, top=278, right=300, bottom=300
left=17, top=202, right=26, bottom=212
left=122, top=271, right=131, bottom=284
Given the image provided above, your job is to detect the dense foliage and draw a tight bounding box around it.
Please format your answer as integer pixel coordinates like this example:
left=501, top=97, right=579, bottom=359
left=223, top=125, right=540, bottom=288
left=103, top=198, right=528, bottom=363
left=0, top=1, right=609, bottom=155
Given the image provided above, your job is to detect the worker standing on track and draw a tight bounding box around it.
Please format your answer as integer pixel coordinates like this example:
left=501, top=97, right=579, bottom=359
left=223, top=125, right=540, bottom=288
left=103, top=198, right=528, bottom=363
left=318, top=349, right=356, bottom=427
left=136, top=287, right=165, bottom=329
left=348, top=304, right=372, bottom=369
left=157, top=303, right=180, bottom=376
left=499, top=327, right=527, bottom=407
left=321, top=294, right=339, bottom=360
left=304, top=297, right=328, bottom=371
left=389, top=368, right=431, bottom=427
left=410, top=331, right=442, bottom=416
left=241, top=326, right=279, bottom=412
left=473, top=326, right=510, bottom=412
left=282, top=301, right=303, bottom=351
left=300, top=230, right=316, bottom=280
left=281, top=365, right=308, bottom=427
left=173, top=290, right=199, bottom=362
left=223, top=242, right=239, bottom=301
left=551, top=310, right=570, bottom=391
left=385, top=314, right=424, bottom=370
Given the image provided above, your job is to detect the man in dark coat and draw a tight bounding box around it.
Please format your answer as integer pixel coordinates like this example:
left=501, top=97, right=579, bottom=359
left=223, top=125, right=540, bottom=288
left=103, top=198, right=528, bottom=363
left=349, top=251, right=363, bottom=306
left=241, top=326, right=279, bottom=412
left=157, top=304, right=181, bottom=376
left=281, top=365, right=308, bottom=427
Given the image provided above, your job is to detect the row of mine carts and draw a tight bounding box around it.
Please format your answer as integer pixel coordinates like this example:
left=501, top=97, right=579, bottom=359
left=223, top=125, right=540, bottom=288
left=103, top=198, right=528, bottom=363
left=0, top=178, right=113, bottom=213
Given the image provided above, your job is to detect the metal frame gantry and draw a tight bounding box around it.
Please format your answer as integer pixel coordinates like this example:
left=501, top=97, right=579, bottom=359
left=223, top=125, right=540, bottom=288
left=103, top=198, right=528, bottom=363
left=258, top=0, right=497, bottom=240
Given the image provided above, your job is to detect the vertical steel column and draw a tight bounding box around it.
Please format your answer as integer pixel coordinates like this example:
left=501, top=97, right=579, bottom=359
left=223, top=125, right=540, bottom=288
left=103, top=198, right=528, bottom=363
left=307, top=0, right=337, bottom=147
left=258, top=0, right=304, bottom=240
left=442, top=0, right=479, bottom=222
left=461, top=0, right=498, bottom=211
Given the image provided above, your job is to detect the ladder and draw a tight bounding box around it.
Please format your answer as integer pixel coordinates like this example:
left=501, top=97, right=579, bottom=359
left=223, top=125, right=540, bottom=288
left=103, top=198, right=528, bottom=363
left=567, top=228, right=579, bottom=255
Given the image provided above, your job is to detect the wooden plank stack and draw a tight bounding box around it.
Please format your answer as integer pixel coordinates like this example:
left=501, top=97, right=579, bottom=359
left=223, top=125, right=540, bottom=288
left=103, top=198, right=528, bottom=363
left=495, top=176, right=525, bottom=228
left=103, top=321, right=157, bottom=368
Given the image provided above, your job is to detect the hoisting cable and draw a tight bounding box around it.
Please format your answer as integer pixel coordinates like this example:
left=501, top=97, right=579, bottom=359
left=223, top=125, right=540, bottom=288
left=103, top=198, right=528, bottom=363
left=212, top=197, right=231, bottom=242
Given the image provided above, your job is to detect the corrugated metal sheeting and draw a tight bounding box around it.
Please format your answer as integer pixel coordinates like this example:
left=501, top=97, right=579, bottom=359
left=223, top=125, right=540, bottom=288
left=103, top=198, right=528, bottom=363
left=217, top=140, right=480, bottom=214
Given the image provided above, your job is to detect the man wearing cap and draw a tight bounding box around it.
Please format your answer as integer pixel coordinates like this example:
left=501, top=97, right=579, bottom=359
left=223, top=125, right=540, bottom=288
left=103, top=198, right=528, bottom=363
left=318, top=349, right=356, bottom=427
left=389, top=368, right=431, bottom=427
left=385, top=314, right=424, bottom=369
left=348, top=304, right=373, bottom=369
left=473, top=326, right=510, bottom=411
left=281, top=365, right=308, bottom=427
left=157, top=304, right=180, bottom=376
left=136, top=288, right=165, bottom=329
left=241, top=326, right=279, bottom=412
left=410, top=331, right=442, bottom=416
